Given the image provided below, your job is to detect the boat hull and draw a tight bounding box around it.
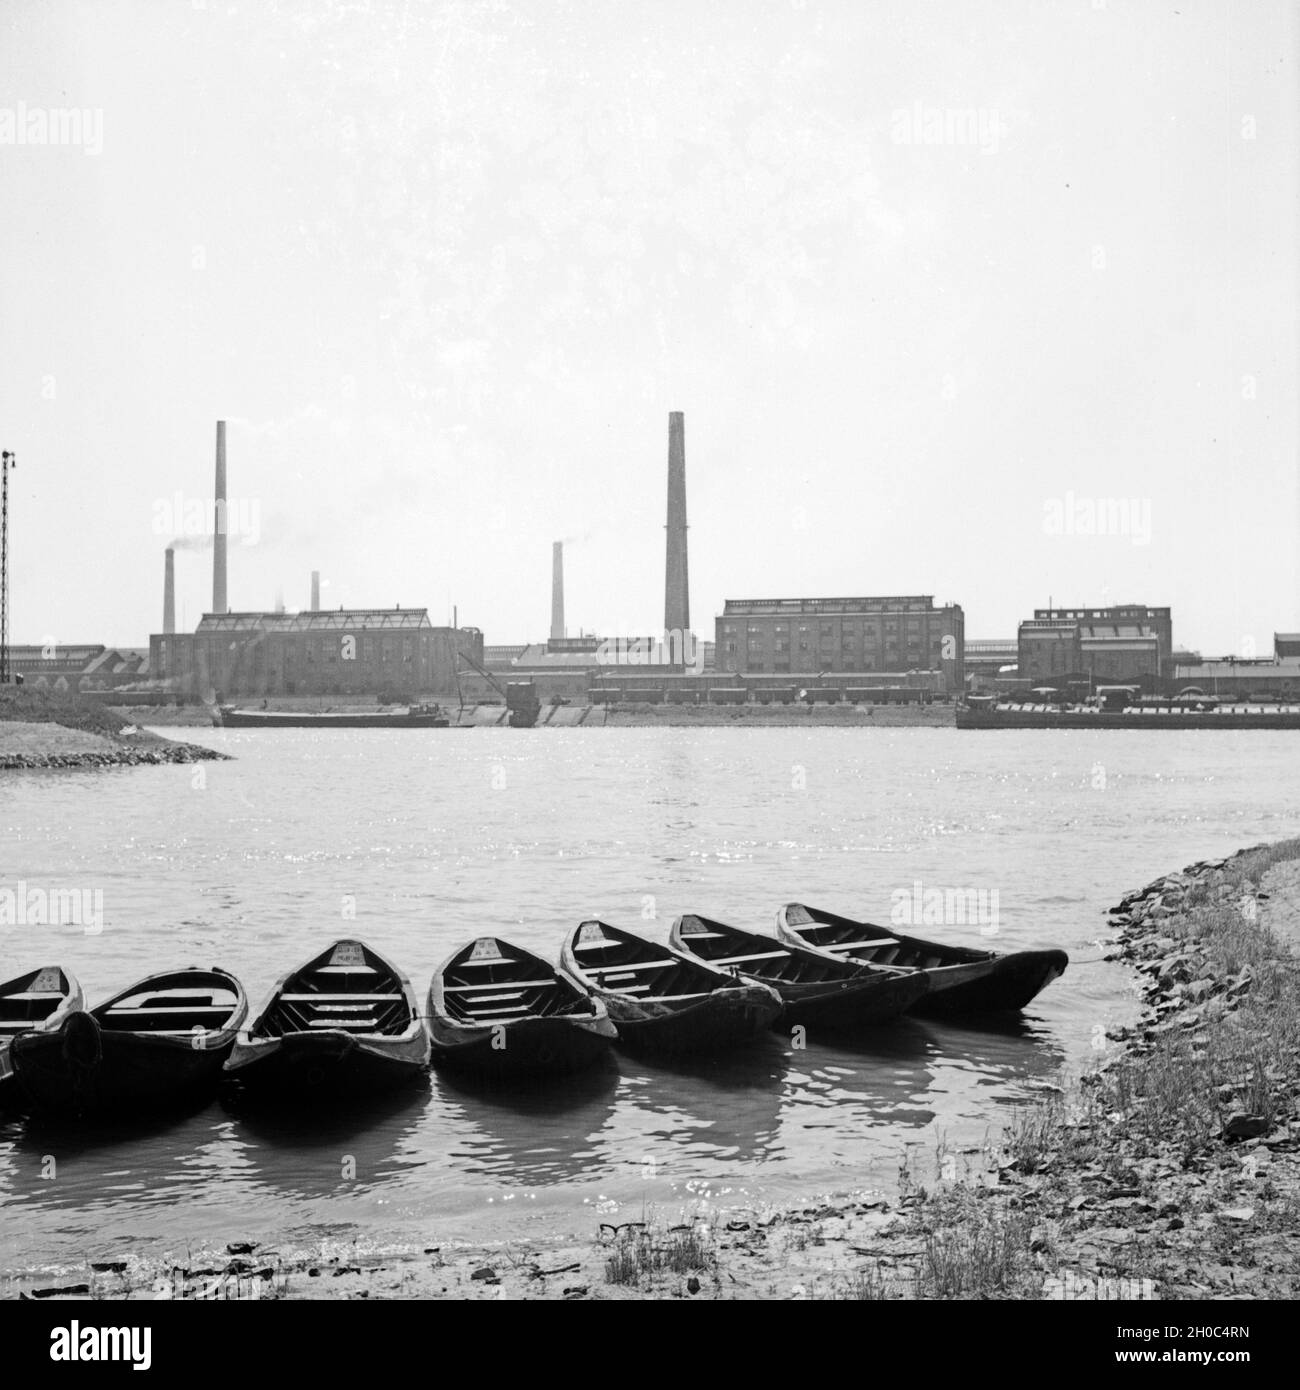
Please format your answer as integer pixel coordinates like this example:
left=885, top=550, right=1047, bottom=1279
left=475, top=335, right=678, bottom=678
left=218, top=709, right=450, bottom=729
left=10, top=1013, right=236, bottom=1116
left=766, top=971, right=929, bottom=1032
left=428, top=1013, right=616, bottom=1076
left=907, top=952, right=1068, bottom=1013
left=775, top=907, right=1068, bottom=1015
left=599, top=985, right=782, bottom=1054
left=225, top=1028, right=429, bottom=1095
left=0, top=966, right=85, bottom=1109
left=957, top=706, right=1300, bottom=730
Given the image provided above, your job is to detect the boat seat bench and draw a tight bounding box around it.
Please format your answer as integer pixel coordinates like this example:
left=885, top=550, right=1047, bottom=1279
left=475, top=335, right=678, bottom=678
left=280, top=993, right=403, bottom=1002
left=825, top=938, right=900, bottom=950
left=712, top=951, right=789, bottom=964
left=443, top=980, right=554, bottom=993
left=106, top=1005, right=233, bottom=1017
left=590, top=959, right=678, bottom=974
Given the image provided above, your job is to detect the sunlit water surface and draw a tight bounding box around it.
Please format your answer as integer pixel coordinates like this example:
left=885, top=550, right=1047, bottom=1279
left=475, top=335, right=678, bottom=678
left=1, top=726, right=1295, bottom=1276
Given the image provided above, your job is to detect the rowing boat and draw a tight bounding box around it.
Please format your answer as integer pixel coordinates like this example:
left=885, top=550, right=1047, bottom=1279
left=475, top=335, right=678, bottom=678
left=776, top=903, right=1068, bottom=1014
left=9, top=967, right=247, bottom=1116
left=560, top=919, right=782, bottom=1053
left=225, top=939, right=429, bottom=1094
left=0, top=966, right=84, bottom=1107
left=668, top=914, right=929, bottom=1030
left=428, top=936, right=617, bottom=1075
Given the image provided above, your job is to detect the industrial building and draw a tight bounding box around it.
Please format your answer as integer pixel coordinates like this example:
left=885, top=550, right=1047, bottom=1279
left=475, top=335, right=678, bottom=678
left=150, top=609, right=483, bottom=702
left=714, top=595, right=965, bottom=692
left=140, top=420, right=483, bottom=703
left=1017, top=605, right=1172, bottom=685
left=1171, top=652, right=1300, bottom=699
left=964, top=639, right=1018, bottom=687
left=6, top=644, right=150, bottom=694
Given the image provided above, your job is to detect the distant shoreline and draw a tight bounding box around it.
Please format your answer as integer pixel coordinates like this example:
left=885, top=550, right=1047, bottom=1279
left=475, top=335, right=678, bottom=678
left=109, top=700, right=958, bottom=730
left=0, top=690, right=228, bottom=769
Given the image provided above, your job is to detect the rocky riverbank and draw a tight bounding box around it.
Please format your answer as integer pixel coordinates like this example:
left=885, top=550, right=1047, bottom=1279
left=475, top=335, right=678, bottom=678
left=0, top=691, right=227, bottom=769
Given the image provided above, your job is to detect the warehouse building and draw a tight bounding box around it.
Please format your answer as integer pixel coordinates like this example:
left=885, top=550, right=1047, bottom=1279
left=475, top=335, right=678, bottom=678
left=1018, top=605, right=1172, bottom=685
left=715, top=596, right=965, bottom=692
left=149, top=609, right=482, bottom=702
left=6, top=645, right=150, bottom=693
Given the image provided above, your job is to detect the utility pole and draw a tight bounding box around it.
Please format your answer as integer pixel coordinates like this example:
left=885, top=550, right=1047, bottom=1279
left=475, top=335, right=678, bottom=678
left=0, top=450, right=14, bottom=685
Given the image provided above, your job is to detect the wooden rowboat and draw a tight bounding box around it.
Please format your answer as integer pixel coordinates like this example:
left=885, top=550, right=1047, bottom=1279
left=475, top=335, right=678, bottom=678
left=669, top=914, right=929, bottom=1031
left=225, top=939, right=429, bottom=1095
left=428, top=937, right=617, bottom=1076
left=9, top=967, right=247, bottom=1116
left=776, top=903, right=1068, bottom=1014
left=560, top=919, right=782, bottom=1054
left=0, top=966, right=85, bottom=1106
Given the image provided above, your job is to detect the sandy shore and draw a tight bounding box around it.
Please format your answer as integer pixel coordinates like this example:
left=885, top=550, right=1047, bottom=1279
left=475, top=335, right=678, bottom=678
left=7, top=837, right=1300, bottom=1301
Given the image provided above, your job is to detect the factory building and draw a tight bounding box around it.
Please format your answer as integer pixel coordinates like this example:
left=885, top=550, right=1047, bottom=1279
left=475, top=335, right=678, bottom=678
left=714, top=595, right=965, bottom=693
left=1172, top=652, right=1300, bottom=699
left=964, top=639, right=1018, bottom=688
left=150, top=609, right=482, bottom=702
left=6, top=645, right=150, bottom=693
left=1018, top=605, right=1172, bottom=685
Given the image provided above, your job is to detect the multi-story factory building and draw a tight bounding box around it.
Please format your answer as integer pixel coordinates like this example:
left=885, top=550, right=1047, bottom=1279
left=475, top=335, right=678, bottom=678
left=1017, top=604, right=1172, bottom=685
left=150, top=609, right=482, bottom=702
left=715, top=596, right=965, bottom=692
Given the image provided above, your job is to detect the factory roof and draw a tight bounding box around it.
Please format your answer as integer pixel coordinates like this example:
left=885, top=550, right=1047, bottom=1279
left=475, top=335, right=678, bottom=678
left=1032, top=605, right=1170, bottom=620
left=1176, top=657, right=1300, bottom=675
left=195, top=608, right=435, bottom=633
left=722, top=596, right=946, bottom=615
left=1079, top=625, right=1159, bottom=643
left=7, top=644, right=107, bottom=663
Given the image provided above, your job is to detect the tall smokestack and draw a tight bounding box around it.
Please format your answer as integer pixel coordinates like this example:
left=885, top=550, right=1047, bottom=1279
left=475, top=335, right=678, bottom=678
left=212, top=420, right=228, bottom=614
left=311, top=570, right=320, bottom=610
left=550, top=542, right=565, bottom=641
left=163, top=547, right=176, bottom=634
left=664, top=411, right=690, bottom=634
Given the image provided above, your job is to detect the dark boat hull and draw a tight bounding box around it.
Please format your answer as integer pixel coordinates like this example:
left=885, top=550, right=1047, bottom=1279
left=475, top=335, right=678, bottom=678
left=957, top=706, right=1300, bottom=730
left=0, top=966, right=86, bottom=1109
left=668, top=915, right=930, bottom=1033
left=218, top=709, right=450, bottom=729
left=767, top=971, right=929, bottom=1032
left=224, top=1029, right=429, bottom=1095
left=428, top=1014, right=615, bottom=1076
left=599, top=984, right=782, bottom=1054
left=909, top=952, right=1068, bottom=1014
left=10, top=1014, right=235, bottom=1116
left=775, top=907, right=1068, bottom=1015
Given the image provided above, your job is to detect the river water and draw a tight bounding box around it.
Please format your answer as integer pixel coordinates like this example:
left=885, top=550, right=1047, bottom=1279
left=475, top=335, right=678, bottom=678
left=1, top=726, right=1296, bottom=1277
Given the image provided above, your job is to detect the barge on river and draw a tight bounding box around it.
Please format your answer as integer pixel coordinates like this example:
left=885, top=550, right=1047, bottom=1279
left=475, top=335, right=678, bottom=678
left=958, top=687, right=1300, bottom=730
left=216, top=703, right=451, bottom=729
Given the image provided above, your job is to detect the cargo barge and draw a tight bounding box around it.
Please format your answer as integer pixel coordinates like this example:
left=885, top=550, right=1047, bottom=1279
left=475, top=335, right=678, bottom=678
left=958, top=686, right=1300, bottom=730
left=216, top=703, right=451, bottom=729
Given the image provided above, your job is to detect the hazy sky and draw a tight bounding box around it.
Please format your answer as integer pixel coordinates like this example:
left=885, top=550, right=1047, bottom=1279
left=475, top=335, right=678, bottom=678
left=1, top=0, right=1296, bottom=655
